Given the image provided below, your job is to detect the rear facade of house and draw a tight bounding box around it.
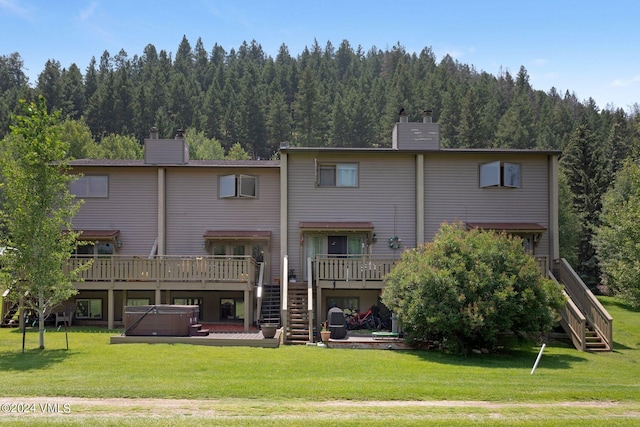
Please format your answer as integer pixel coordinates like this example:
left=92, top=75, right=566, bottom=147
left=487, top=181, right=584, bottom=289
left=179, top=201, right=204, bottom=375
left=56, top=115, right=560, bottom=339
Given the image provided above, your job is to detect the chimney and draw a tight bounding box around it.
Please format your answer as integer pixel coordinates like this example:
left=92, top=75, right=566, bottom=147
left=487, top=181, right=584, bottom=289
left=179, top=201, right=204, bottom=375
left=144, top=129, right=190, bottom=165
left=399, top=108, right=408, bottom=123
left=392, top=109, right=440, bottom=151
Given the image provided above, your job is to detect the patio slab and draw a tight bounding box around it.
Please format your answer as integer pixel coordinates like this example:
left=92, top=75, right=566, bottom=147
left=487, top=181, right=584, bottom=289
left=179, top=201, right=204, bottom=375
left=110, top=329, right=281, bottom=348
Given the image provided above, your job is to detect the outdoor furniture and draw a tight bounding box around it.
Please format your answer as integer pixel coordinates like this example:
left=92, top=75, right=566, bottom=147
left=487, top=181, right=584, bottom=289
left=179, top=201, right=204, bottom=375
left=327, top=306, right=347, bottom=339
left=55, top=303, right=76, bottom=327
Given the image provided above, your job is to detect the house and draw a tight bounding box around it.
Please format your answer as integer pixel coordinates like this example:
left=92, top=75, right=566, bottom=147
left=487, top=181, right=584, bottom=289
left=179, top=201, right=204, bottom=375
left=43, top=112, right=610, bottom=350
left=279, top=111, right=559, bottom=342
left=66, top=132, right=280, bottom=331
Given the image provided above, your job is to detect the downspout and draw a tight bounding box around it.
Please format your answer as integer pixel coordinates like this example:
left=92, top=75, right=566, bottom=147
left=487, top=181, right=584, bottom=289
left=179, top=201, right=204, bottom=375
left=280, top=150, right=288, bottom=341
left=549, top=155, right=559, bottom=262
left=157, top=168, right=166, bottom=256
left=416, top=154, right=425, bottom=246
left=157, top=167, right=166, bottom=309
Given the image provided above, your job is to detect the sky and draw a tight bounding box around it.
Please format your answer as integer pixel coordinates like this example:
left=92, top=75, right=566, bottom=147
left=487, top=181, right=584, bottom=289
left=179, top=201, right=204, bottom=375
left=1, top=0, right=639, bottom=112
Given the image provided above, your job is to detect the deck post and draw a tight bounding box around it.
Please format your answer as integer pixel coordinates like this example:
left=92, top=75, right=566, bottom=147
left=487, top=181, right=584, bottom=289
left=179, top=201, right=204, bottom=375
left=107, top=288, right=114, bottom=330
left=244, top=289, right=250, bottom=332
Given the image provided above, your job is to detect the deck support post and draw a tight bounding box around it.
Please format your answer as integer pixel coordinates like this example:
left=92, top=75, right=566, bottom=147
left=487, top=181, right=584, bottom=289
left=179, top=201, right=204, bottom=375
left=107, top=288, right=114, bottom=330
left=244, top=289, right=250, bottom=332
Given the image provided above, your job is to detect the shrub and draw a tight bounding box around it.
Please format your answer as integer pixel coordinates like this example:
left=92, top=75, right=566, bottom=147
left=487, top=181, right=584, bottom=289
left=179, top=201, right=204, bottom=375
left=382, top=222, right=565, bottom=354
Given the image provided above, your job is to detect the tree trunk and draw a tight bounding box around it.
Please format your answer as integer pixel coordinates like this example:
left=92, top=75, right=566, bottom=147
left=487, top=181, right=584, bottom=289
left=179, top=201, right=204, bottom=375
left=38, top=292, right=45, bottom=349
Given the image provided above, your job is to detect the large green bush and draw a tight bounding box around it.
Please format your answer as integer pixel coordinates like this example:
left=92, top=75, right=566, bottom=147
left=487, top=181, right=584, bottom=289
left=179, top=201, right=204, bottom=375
left=593, top=159, right=640, bottom=308
left=382, top=222, right=565, bottom=354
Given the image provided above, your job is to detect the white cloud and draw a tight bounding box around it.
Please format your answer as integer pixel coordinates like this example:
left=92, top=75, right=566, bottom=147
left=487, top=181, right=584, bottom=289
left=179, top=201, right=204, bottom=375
left=0, top=0, right=33, bottom=21
left=609, top=75, right=640, bottom=88
left=78, top=1, right=98, bottom=22
left=532, top=58, right=547, bottom=66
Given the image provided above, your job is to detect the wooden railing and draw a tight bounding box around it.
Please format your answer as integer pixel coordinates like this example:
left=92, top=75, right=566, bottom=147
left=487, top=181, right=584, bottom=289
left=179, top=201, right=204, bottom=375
left=554, top=258, right=613, bottom=351
left=535, top=256, right=549, bottom=277
left=549, top=270, right=587, bottom=351
left=67, top=255, right=258, bottom=284
left=314, top=255, right=397, bottom=282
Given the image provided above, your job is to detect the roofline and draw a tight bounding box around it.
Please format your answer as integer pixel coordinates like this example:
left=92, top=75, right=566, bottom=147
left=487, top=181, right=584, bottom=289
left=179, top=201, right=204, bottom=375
left=281, top=146, right=561, bottom=155
left=68, top=159, right=281, bottom=168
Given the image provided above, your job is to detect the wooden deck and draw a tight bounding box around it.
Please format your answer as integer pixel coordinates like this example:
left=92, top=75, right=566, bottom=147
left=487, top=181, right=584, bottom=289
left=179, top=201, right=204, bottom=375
left=110, top=328, right=281, bottom=348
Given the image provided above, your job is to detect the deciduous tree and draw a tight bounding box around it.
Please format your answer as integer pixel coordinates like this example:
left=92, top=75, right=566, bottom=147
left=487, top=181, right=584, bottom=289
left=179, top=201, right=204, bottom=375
left=0, top=97, right=85, bottom=349
left=382, top=222, right=564, bottom=355
left=593, top=159, right=640, bottom=307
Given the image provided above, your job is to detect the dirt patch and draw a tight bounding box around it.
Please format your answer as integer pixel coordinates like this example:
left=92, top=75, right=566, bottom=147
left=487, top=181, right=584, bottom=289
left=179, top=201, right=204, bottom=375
left=0, top=396, right=627, bottom=419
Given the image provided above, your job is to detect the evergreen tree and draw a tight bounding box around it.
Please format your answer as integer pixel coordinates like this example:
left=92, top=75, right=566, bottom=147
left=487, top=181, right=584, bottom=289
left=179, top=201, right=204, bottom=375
left=60, top=63, right=86, bottom=119
left=560, top=125, right=611, bottom=288
left=37, top=59, right=63, bottom=113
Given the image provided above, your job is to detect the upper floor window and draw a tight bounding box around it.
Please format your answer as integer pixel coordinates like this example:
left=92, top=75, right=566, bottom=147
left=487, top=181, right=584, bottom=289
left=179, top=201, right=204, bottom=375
left=219, top=174, right=257, bottom=198
left=70, top=176, right=108, bottom=197
left=479, top=161, right=521, bottom=188
left=317, top=163, right=358, bottom=187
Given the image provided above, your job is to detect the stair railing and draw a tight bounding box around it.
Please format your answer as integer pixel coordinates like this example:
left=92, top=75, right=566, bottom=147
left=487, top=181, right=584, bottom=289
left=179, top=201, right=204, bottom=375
left=549, top=270, right=587, bottom=351
left=282, top=255, right=288, bottom=343
left=255, top=262, right=265, bottom=325
left=307, top=257, right=314, bottom=342
left=554, top=259, right=613, bottom=351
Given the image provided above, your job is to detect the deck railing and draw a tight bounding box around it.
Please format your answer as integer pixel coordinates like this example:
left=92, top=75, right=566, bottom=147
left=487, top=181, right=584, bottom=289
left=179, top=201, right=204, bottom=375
left=67, top=255, right=258, bottom=284
left=314, top=255, right=548, bottom=283
left=314, top=255, right=397, bottom=282
left=535, top=255, right=549, bottom=277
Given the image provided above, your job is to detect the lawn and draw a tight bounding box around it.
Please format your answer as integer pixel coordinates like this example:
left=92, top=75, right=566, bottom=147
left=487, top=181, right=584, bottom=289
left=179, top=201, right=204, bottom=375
left=0, top=296, right=639, bottom=425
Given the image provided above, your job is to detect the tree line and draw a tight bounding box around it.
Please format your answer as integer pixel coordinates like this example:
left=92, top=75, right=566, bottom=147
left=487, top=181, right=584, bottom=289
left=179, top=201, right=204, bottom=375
left=2, top=36, right=640, bottom=291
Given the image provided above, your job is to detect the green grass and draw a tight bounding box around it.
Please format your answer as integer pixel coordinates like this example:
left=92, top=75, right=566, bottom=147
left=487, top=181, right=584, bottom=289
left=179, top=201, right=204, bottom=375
left=1, top=296, right=639, bottom=425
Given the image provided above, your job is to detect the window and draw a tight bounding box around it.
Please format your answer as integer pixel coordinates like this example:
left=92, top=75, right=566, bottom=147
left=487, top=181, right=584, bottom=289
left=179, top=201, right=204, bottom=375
left=479, top=161, right=521, bottom=188
left=219, top=174, right=257, bottom=198
left=317, top=163, right=358, bottom=187
left=70, top=176, right=108, bottom=197
left=126, top=298, right=150, bottom=306
left=76, top=299, right=102, bottom=319
left=220, top=298, right=244, bottom=320
left=74, top=240, right=115, bottom=256
left=327, top=297, right=360, bottom=312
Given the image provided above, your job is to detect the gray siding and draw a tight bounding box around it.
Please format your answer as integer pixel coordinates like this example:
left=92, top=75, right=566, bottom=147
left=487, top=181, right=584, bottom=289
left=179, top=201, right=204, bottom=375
left=144, top=139, right=189, bottom=164
left=165, top=167, right=281, bottom=283
left=71, top=167, right=158, bottom=255
left=286, top=152, right=417, bottom=273
left=424, top=152, right=551, bottom=256
left=392, top=122, right=440, bottom=150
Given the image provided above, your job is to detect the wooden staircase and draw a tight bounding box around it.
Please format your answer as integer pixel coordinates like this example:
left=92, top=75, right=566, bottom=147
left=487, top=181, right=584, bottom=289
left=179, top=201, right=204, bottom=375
left=584, top=323, right=609, bottom=351
left=552, top=259, right=613, bottom=352
left=286, top=282, right=313, bottom=344
left=189, top=323, right=210, bottom=336
left=259, top=283, right=281, bottom=326
left=1, top=302, right=19, bottom=328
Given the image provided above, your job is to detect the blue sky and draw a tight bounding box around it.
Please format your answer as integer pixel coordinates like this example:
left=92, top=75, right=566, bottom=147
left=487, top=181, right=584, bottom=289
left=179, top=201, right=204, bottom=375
left=1, top=0, right=639, bottom=112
